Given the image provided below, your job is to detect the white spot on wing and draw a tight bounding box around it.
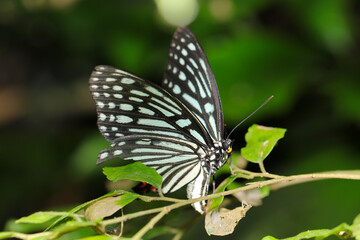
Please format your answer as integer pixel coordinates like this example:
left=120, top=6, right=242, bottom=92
left=121, top=78, right=135, bottom=84
left=179, top=71, right=186, bottom=81
left=99, top=113, right=106, bottom=121
left=209, top=115, right=217, bottom=136
left=108, top=102, right=116, bottom=109
left=97, top=101, right=105, bottom=108
left=129, top=97, right=143, bottom=102
left=189, top=129, right=206, bottom=144
left=181, top=49, right=188, bottom=56
left=183, top=93, right=202, bottom=113
left=189, top=58, right=198, bottom=69
left=116, top=115, right=133, bottom=123
left=176, top=119, right=191, bottom=128
left=188, top=43, right=196, bottom=51
left=204, top=102, right=214, bottom=114
left=145, top=86, right=163, bottom=97
left=131, top=90, right=149, bottom=97
left=120, top=104, right=133, bottom=111
left=186, top=65, right=194, bottom=75
left=173, top=84, right=181, bottom=94
left=114, top=150, right=123, bottom=155
left=188, top=81, right=196, bottom=93
left=129, top=128, right=186, bottom=139
left=139, top=107, right=155, bottom=115
left=113, top=85, right=122, bottom=91
left=137, top=119, right=175, bottom=129
left=100, top=152, right=108, bottom=159
left=132, top=148, right=175, bottom=154
left=106, top=77, right=116, bottom=82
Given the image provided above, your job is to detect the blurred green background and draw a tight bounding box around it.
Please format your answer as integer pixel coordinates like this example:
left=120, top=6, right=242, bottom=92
left=0, top=0, right=359, bottom=239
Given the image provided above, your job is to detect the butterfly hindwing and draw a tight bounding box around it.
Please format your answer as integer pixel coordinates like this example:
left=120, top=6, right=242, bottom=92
left=97, top=135, right=205, bottom=194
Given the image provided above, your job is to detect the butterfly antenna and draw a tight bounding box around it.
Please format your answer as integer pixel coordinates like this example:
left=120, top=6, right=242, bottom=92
left=227, top=95, right=274, bottom=139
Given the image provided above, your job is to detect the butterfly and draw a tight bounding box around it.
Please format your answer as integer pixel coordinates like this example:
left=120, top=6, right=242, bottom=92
left=89, top=27, right=233, bottom=214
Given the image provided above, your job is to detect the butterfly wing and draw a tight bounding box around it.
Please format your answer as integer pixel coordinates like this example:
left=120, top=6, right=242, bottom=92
left=89, top=65, right=212, bottom=194
left=162, top=27, right=224, bottom=143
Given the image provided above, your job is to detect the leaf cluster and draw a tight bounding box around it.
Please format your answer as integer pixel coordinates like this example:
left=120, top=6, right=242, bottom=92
left=1, top=125, right=360, bottom=240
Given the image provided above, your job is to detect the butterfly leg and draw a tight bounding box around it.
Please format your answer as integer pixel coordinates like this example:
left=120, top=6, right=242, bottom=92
left=229, top=154, right=237, bottom=176
left=212, top=175, right=216, bottom=193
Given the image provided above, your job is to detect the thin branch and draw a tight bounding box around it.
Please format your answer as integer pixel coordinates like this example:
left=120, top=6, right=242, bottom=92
left=233, top=168, right=283, bottom=179
left=132, top=208, right=169, bottom=240
left=258, top=161, right=267, bottom=174
left=102, top=170, right=360, bottom=227
left=138, top=195, right=186, bottom=203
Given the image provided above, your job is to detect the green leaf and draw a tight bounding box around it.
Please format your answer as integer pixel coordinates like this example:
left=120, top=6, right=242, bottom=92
left=16, top=212, right=62, bottom=224
left=103, top=162, right=162, bottom=189
left=259, top=185, right=270, bottom=198
left=262, top=237, right=277, bottom=240
left=241, top=124, right=286, bottom=163
left=115, top=192, right=139, bottom=207
left=208, top=175, right=238, bottom=211
left=262, top=223, right=352, bottom=240
left=351, top=213, right=360, bottom=238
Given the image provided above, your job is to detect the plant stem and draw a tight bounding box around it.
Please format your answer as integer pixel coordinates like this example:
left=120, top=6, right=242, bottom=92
left=258, top=161, right=267, bottom=174
left=103, top=170, right=360, bottom=227
left=132, top=208, right=169, bottom=240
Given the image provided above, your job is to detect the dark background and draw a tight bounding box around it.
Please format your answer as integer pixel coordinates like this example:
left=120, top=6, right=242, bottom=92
left=1, top=0, right=359, bottom=239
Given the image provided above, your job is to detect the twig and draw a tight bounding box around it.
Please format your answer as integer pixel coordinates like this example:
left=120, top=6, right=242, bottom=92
left=258, top=161, right=267, bottom=174
left=103, top=170, right=360, bottom=227
left=132, top=208, right=169, bottom=240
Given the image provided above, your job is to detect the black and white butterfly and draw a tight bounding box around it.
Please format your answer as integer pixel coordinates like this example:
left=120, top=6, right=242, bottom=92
left=89, top=27, right=233, bottom=213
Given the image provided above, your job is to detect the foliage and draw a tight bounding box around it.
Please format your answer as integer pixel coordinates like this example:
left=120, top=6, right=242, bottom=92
left=263, top=213, right=360, bottom=240
left=1, top=125, right=360, bottom=239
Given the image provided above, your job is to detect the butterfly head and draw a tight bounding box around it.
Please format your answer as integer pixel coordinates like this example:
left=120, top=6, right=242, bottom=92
left=224, top=138, right=233, bottom=155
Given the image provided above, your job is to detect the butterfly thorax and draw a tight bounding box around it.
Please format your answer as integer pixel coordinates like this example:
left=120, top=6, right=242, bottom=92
left=203, top=138, right=233, bottom=176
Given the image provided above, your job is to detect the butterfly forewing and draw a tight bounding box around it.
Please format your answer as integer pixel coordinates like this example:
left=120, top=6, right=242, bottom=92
left=90, top=65, right=213, bottom=147
left=162, top=27, right=224, bottom=143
